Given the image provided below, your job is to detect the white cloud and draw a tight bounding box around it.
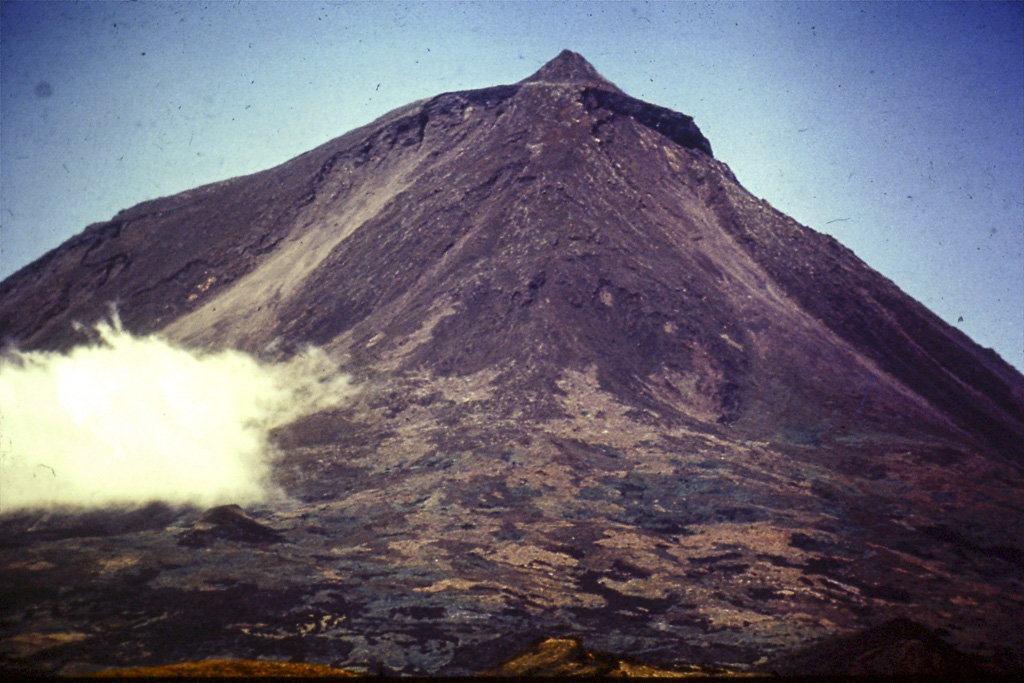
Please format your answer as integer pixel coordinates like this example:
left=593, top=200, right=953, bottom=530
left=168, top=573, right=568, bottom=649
left=0, top=316, right=351, bottom=512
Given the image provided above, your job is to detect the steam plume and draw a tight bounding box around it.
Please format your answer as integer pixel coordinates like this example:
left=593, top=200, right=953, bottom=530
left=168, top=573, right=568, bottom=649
left=0, top=316, right=350, bottom=512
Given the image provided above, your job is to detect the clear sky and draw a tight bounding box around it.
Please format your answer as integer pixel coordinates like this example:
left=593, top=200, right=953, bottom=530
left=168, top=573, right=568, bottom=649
left=2, top=1, right=1022, bottom=372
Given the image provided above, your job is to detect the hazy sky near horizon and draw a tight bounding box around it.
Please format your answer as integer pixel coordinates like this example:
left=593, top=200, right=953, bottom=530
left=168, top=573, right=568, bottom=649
left=2, top=1, right=1022, bottom=371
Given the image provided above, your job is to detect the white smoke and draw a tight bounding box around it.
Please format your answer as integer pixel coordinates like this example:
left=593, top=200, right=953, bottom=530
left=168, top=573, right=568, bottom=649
left=0, top=315, right=351, bottom=513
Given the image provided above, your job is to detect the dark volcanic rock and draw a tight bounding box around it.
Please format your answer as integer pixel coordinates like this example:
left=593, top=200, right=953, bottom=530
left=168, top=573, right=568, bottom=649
left=581, top=87, right=713, bottom=157
left=177, top=505, right=286, bottom=547
left=2, top=50, right=1023, bottom=676
left=759, top=617, right=986, bottom=676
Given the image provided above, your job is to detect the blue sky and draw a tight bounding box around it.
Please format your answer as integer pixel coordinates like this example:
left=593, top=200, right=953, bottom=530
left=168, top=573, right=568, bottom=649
left=2, top=1, right=1022, bottom=371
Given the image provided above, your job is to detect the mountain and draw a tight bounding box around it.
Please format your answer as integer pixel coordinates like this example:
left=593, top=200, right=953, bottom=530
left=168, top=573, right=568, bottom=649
left=1, top=50, right=1022, bottom=676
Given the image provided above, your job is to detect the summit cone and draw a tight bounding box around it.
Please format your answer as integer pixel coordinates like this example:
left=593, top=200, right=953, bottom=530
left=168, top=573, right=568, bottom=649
left=520, top=49, right=626, bottom=91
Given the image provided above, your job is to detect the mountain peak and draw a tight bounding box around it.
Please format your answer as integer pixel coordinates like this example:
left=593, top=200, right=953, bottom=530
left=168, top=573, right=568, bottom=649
left=520, top=49, right=623, bottom=92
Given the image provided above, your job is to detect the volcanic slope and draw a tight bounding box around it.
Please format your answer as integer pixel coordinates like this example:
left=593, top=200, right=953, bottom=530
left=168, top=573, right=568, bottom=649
left=1, top=51, right=1023, bottom=675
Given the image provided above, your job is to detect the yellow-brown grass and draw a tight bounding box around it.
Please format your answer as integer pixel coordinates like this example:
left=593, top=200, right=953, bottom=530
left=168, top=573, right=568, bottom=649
left=77, top=659, right=360, bottom=677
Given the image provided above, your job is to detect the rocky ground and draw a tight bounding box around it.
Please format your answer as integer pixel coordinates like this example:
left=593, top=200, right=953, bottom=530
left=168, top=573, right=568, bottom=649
left=3, top=368, right=1021, bottom=675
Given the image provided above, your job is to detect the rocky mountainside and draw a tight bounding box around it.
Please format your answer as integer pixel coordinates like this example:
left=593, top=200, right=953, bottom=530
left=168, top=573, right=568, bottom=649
left=1, top=51, right=1022, bottom=676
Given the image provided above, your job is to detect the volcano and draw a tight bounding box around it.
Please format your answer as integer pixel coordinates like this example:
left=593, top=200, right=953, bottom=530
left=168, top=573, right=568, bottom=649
left=1, top=51, right=1022, bottom=676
